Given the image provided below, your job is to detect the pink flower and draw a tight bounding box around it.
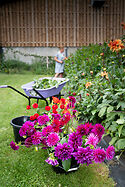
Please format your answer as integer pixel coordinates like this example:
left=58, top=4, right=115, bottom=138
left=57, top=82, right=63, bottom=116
left=106, top=146, right=115, bottom=160
left=42, top=125, right=53, bottom=137
left=38, top=114, right=50, bottom=126
left=85, top=133, right=99, bottom=147
left=45, top=158, right=59, bottom=166
left=47, top=133, right=60, bottom=147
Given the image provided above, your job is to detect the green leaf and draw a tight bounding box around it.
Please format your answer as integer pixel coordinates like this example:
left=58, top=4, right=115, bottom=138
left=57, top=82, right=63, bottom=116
left=62, top=159, right=71, bottom=172
left=98, top=106, right=107, bottom=117
left=116, top=118, right=125, bottom=124
left=60, top=137, right=67, bottom=144
left=91, top=110, right=96, bottom=115
left=109, top=137, right=118, bottom=145
left=107, top=106, right=114, bottom=113
left=118, top=125, right=123, bottom=137
left=116, top=139, right=125, bottom=150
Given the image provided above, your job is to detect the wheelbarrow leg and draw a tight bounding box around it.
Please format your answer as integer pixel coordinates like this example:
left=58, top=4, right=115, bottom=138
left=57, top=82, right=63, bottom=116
left=28, top=98, right=31, bottom=106
left=50, top=96, right=52, bottom=103
left=37, top=99, right=39, bottom=104
left=45, top=99, right=48, bottom=106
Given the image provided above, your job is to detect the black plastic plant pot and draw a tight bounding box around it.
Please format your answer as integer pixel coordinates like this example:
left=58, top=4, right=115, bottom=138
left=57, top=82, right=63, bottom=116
left=52, top=157, right=80, bottom=174
left=10, top=116, right=30, bottom=143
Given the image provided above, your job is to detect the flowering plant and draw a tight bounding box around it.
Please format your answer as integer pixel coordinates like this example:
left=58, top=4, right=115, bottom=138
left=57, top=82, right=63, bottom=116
left=10, top=96, right=115, bottom=172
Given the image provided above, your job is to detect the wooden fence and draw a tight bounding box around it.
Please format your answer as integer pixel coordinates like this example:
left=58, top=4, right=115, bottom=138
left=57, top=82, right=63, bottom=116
left=0, top=0, right=125, bottom=47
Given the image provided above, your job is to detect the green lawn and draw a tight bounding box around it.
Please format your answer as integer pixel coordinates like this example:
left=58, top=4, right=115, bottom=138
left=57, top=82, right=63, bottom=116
left=0, top=73, right=115, bottom=187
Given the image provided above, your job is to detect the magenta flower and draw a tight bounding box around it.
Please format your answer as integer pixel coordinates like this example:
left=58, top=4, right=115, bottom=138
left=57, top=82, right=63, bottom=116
left=10, top=141, right=19, bottom=150
left=92, top=124, right=105, bottom=137
left=76, top=124, right=86, bottom=137
left=25, top=137, right=33, bottom=148
left=72, top=110, right=77, bottom=115
left=45, top=158, right=59, bottom=166
left=85, top=133, right=99, bottom=147
left=72, top=146, right=93, bottom=165
left=106, top=146, right=115, bottom=160
left=47, top=133, right=60, bottom=147
left=42, top=125, right=53, bottom=137
left=51, top=113, right=61, bottom=120
left=69, top=96, right=76, bottom=104
left=93, top=148, right=106, bottom=163
left=37, top=114, right=50, bottom=126
left=66, top=102, right=75, bottom=109
left=68, top=132, right=82, bottom=150
left=41, top=138, right=48, bottom=147
left=31, top=131, right=42, bottom=145
left=19, top=121, right=34, bottom=137
left=54, top=143, right=74, bottom=161
left=84, top=122, right=93, bottom=135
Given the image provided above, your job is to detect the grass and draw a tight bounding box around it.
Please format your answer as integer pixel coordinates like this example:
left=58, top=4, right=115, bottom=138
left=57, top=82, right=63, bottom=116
left=0, top=73, right=115, bottom=187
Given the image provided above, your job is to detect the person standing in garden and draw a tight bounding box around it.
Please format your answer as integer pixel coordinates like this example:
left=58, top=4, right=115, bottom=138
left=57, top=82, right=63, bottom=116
left=54, top=46, right=67, bottom=78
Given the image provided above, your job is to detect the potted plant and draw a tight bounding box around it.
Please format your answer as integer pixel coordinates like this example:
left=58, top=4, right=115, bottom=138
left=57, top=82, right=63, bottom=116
left=10, top=96, right=115, bottom=172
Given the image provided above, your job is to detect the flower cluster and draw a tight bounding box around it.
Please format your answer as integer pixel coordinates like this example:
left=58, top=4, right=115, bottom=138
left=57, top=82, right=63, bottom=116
left=10, top=96, right=115, bottom=172
left=108, top=39, right=124, bottom=52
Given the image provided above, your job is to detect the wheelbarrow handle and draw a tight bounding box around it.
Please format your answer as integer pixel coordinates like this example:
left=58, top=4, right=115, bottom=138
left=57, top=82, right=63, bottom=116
left=0, top=85, right=8, bottom=88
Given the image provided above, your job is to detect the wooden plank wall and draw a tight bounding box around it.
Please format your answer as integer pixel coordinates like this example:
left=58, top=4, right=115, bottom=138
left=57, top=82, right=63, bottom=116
left=0, top=0, right=125, bottom=47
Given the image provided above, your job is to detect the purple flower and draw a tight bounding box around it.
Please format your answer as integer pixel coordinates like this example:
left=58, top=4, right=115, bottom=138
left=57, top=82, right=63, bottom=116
left=54, top=143, right=73, bottom=161
left=42, top=125, right=53, bottom=137
left=31, top=131, right=42, bottom=145
left=93, top=148, right=106, bottom=163
left=69, top=96, right=76, bottom=104
left=47, top=133, right=60, bottom=147
left=106, top=146, right=115, bottom=160
left=76, top=124, right=86, bottom=137
left=19, top=121, right=34, bottom=137
left=72, top=146, right=93, bottom=165
left=72, top=110, right=77, bottom=115
left=10, top=141, right=19, bottom=150
left=92, top=124, right=105, bottom=138
left=41, top=138, right=48, bottom=148
left=69, top=91, right=71, bottom=94
left=51, top=113, right=61, bottom=120
left=37, top=114, right=50, bottom=126
left=85, top=133, right=99, bottom=147
left=68, top=132, right=82, bottom=150
left=25, top=137, right=33, bottom=148
left=45, top=158, right=59, bottom=166
left=67, top=102, right=75, bottom=109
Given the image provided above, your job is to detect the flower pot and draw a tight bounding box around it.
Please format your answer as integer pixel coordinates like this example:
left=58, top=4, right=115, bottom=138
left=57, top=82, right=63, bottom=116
left=53, top=157, right=80, bottom=174
left=10, top=116, right=30, bottom=143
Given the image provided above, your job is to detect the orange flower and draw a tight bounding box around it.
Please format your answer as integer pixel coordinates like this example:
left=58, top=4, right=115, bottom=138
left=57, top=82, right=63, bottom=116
left=85, top=82, right=92, bottom=88
left=108, top=39, right=124, bottom=52
left=62, top=109, right=70, bottom=114
left=101, top=71, right=109, bottom=80
left=52, top=97, right=60, bottom=104
left=86, top=93, right=90, bottom=96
